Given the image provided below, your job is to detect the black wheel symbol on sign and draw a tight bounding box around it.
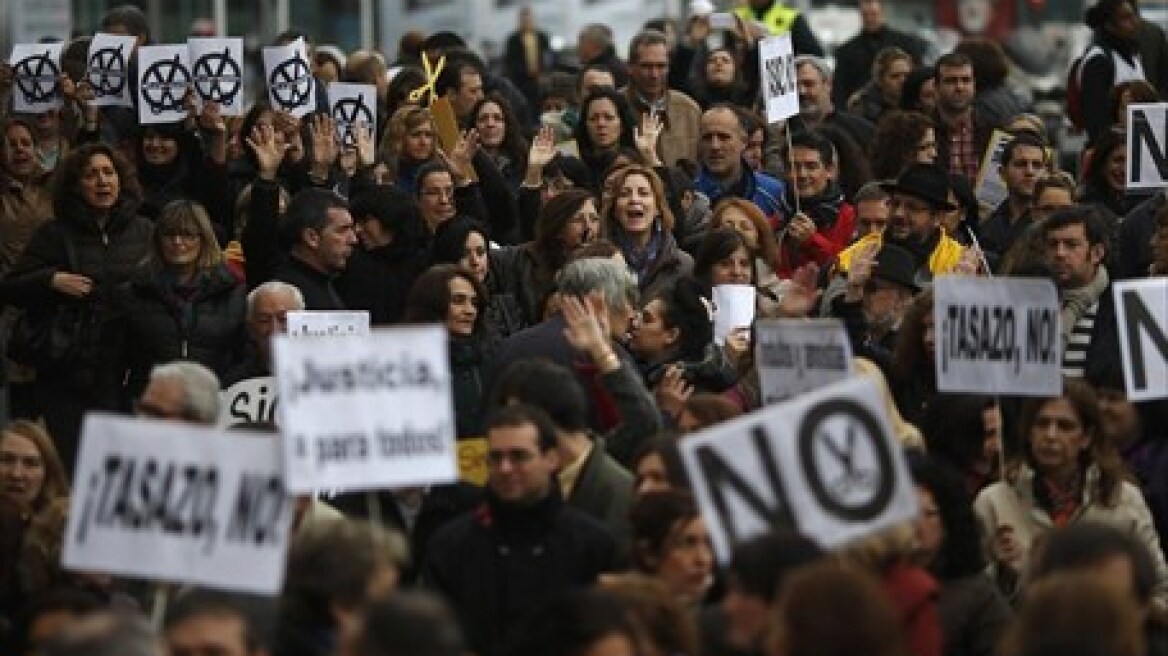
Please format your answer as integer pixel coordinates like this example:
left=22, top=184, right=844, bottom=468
left=269, top=54, right=312, bottom=110
left=332, top=96, right=373, bottom=148
left=141, top=54, right=191, bottom=115
left=797, top=399, right=894, bottom=521
left=88, top=45, right=127, bottom=97
left=13, top=51, right=60, bottom=105
left=193, top=48, right=242, bottom=106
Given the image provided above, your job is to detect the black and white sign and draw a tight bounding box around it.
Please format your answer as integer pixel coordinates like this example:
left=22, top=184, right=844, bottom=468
left=8, top=43, right=63, bottom=113
left=1128, top=103, right=1168, bottom=190
left=136, top=44, right=191, bottom=125
left=189, top=38, right=245, bottom=116
left=272, top=325, right=458, bottom=493
left=286, top=311, right=370, bottom=338
left=934, top=276, right=1061, bottom=396
left=328, top=83, right=377, bottom=149
left=87, top=33, right=137, bottom=108
left=759, top=34, right=798, bottom=124
left=1114, top=278, right=1168, bottom=401
left=756, top=319, right=853, bottom=404
left=263, top=38, right=316, bottom=118
left=219, top=377, right=278, bottom=427
left=679, top=376, right=916, bottom=562
left=63, top=414, right=292, bottom=594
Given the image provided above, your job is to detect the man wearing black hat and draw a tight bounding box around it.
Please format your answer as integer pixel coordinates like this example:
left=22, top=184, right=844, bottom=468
left=830, top=241, right=919, bottom=369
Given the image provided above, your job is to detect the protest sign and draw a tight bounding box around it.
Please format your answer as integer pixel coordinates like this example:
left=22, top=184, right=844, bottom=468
left=1128, top=103, right=1168, bottom=190
left=934, top=276, right=1061, bottom=396
left=219, top=377, right=278, bottom=427
left=759, top=34, right=798, bottom=124
left=712, top=284, right=755, bottom=345
left=679, top=376, right=916, bottom=562
left=756, top=319, right=853, bottom=404
left=263, top=37, right=316, bottom=118
left=87, top=33, right=137, bottom=108
left=328, top=82, right=377, bottom=149
left=189, top=37, right=245, bottom=116
left=272, top=324, right=458, bottom=493
left=8, top=43, right=63, bottom=113
left=137, top=44, right=191, bottom=125
left=63, top=414, right=292, bottom=594
left=1114, top=277, right=1168, bottom=401
left=286, top=311, right=370, bottom=338
left=974, top=129, right=1011, bottom=214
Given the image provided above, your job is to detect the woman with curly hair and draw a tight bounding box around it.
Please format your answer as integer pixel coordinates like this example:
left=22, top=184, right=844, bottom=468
left=871, top=111, right=937, bottom=181
left=378, top=105, right=439, bottom=193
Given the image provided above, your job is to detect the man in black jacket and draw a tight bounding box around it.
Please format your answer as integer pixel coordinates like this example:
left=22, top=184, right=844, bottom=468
left=339, top=186, right=428, bottom=325
left=832, top=0, right=927, bottom=109
left=273, top=188, right=356, bottom=310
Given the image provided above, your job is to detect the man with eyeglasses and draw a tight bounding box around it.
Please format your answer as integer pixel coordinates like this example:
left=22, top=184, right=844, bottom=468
left=422, top=403, right=620, bottom=656
left=978, top=133, right=1049, bottom=263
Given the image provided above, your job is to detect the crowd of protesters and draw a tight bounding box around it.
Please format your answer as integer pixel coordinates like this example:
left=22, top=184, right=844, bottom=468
left=4, top=0, right=1168, bottom=655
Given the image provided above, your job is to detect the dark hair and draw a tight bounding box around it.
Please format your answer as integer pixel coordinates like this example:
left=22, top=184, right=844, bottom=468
left=53, top=142, right=142, bottom=221
left=892, top=287, right=936, bottom=390
left=279, top=188, right=348, bottom=249
left=1000, top=133, right=1048, bottom=168
left=920, top=394, right=996, bottom=475
left=355, top=592, right=465, bottom=656
left=485, top=402, right=560, bottom=452
left=953, top=38, right=1010, bottom=90
left=349, top=185, right=425, bottom=246
left=630, top=490, right=701, bottom=572
left=694, top=227, right=754, bottom=287
left=871, top=110, right=935, bottom=180
left=651, top=277, right=714, bottom=363
left=1031, top=521, right=1157, bottom=605
left=470, top=92, right=528, bottom=170
left=404, top=263, right=486, bottom=331
left=492, top=359, right=590, bottom=433
left=900, top=66, right=936, bottom=112
left=632, top=435, right=691, bottom=490
left=628, top=29, right=669, bottom=64
left=164, top=589, right=275, bottom=653
left=430, top=216, right=490, bottom=268
left=16, top=588, right=103, bottom=653
left=1086, top=0, right=1135, bottom=29
left=1110, top=79, right=1159, bottom=124
left=435, top=50, right=485, bottom=99
left=386, top=67, right=428, bottom=117
left=934, top=52, right=973, bottom=80
left=542, top=155, right=593, bottom=191
left=421, top=31, right=467, bottom=53
left=414, top=160, right=454, bottom=198
left=816, top=122, right=872, bottom=201
left=508, top=589, right=642, bottom=656
left=727, top=530, right=824, bottom=602
left=0, top=116, right=38, bottom=174
left=786, top=130, right=835, bottom=166
left=907, top=451, right=987, bottom=579
left=1082, top=127, right=1127, bottom=196
left=534, top=188, right=595, bottom=267
left=574, top=88, right=638, bottom=158
left=578, top=62, right=617, bottom=94
left=101, top=4, right=149, bottom=40
left=1041, top=204, right=1111, bottom=249
left=681, top=394, right=742, bottom=430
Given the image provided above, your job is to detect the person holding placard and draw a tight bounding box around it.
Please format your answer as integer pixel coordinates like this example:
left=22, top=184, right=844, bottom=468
left=775, top=130, right=855, bottom=277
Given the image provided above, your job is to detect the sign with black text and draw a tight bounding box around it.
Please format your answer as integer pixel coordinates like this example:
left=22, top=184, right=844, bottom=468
left=934, top=276, right=1061, bottom=396
left=1128, top=103, right=1168, bottom=190
left=8, top=43, right=63, bottom=113
left=136, top=44, right=191, bottom=125
left=263, top=37, right=316, bottom=118
left=63, top=414, right=292, bottom=594
left=272, top=325, right=458, bottom=493
left=759, top=34, right=798, bottom=124
left=756, top=319, right=853, bottom=404
left=679, top=376, right=916, bottom=562
left=219, top=377, right=278, bottom=427
left=286, top=311, right=370, bottom=338
left=1114, top=278, right=1168, bottom=401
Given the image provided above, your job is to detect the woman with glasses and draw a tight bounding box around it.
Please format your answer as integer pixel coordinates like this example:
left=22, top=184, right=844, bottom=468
left=111, top=200, right=246, bottom=407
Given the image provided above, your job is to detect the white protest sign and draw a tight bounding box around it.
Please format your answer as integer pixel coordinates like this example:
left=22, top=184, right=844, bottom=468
left=87, top=33, right=137, bottom=107
left=286, top=311, right=371, bottom=338
left=756, top=319, right=853, bottom=404
left=934, top=276, right=1061, bottom=396
left=264, top=37, right=316, bottom=118
left=136, top=44, right=191, bottom=125
left=189, top=38, right=245, bottom=116
left=8, top=43, right=63, bottom=113
left=1128, top=103, right=1168, bottom=190
left=273, top=324, right=458, bottom=493
left=759, top=34, right=799, bottom=124
left=63, top=414, right=292, bottom=594
left=713, top=284, right=755, bottom=345
left=680, top=376, right=917, bottom=562
left=328, top=82, right=377, bottom=150
left=974, top=129, right=1011, bottom=214
left=219, top=376, right=278, bottom=427
left=1114, top=277, right=1168, bottom=401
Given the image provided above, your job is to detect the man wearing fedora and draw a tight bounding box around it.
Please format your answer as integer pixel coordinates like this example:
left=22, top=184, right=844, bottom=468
left=830, top=241, right=920, bottom=369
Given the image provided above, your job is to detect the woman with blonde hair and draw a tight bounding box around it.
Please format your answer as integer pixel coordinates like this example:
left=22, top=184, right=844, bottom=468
left=378, top=105, right=439, bottom=192
left=603, top=165, right=692, bottom=298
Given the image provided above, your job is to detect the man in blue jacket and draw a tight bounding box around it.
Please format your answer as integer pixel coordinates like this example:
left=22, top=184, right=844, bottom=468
left=695, top=105, right=787, bottom=226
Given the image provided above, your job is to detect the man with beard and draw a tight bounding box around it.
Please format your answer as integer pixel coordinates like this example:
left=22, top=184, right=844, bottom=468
left=978, top=133, right=1048, bottom=263
left=933, top=52, right=999, bottom=182
left=775, top=130, right=855, bottom=277
left=829, top=241, right=919, bottom=369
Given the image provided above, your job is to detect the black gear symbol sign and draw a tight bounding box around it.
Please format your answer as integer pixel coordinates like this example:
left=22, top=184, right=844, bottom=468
left=332, top=95, right=373, bottom=148
left=88, top=44, right=128, bottom=97
left=140, top=54, right=191, bottom=115
left=268, top=52, right=313, bottom=111
left=192, top=47, right=242, bottom=107
left=13, top=50, right=60, bottom=105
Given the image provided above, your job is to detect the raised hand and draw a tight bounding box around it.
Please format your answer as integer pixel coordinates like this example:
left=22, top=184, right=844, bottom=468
left=309, top=113, right=339, bottom=170
left=778, top=262, right=822, bottom=318
left=527, top=125, right=557, bottom=173
left=562, top=292, right=613, bottom=360
left=655, top=365, right=693, bottom=422
left=634, top=111, right=663, bottom=166
left=199, top=100, right=227, bottom=134
left=354, top=121, right=376, bottom=168
left=846, top=240, right=879, bottom=297
left=246, top=123, right=285, bottom=181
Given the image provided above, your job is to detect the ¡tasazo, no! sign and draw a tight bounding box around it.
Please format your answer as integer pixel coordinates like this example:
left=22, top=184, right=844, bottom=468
left=1115, top=277, right=1168, bottom=401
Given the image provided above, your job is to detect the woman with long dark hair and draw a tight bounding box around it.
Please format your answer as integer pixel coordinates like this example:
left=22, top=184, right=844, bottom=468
left=573, top=88, right=638, bottom=185
left=470, top=93, right=529, bottom=191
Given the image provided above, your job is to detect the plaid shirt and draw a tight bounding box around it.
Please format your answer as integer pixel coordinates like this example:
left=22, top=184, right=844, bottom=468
left=947, top=113, right=978, bottom=180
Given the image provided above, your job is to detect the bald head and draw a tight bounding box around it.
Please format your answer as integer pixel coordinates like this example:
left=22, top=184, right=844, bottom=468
left=699, top=106, right=747, bottom=179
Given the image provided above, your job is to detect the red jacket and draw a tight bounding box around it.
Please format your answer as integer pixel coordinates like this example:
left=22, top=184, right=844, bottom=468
left=777, top=201, right=855, bottom=278
left=881, top=561, right=944, bottom=656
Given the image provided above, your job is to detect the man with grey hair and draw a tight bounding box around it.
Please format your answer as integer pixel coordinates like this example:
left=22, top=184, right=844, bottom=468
left=623, top=29, right=702, bottom=165
left=135, top=361, right=221, bottom=425
left=43, top=611, right=163, bottom=656
left=577, top=24, right=627, bottom=87
left=223, top=281, right=305, bottom=385
left=790, top=55, right=874, bottom=153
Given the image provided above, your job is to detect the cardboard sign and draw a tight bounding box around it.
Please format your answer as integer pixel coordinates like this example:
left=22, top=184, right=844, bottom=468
left=137, top=44, right=191, bottom=125
left=679, top=376, right=917, bottom=563
left=1128, top=103, right=1168, bottom=190
left=759, top=34, right=798, bottom=124
left=712, top=284, right=755, bottom=345
left=272, top=324, right=458, bottom=493
left=219, top=377, right=278, bottom=427
left=286, top=311, right=370, bottom=338
left=1114, top=277, right=1168, bottom=401
left=8, top=43, right=63, bottom=113
left=328, top=82, right=377, bottom=149
left=189, top=38, right=245, bottom=116
left=756, top=319, right=853, bottom=404
left=63, top=414, right=293, bottom=594
left=934, top=276, right=1061, bottom=396
left=87, top=33, right=137, bottom=108
left=263, top=37, right=316, bottom=118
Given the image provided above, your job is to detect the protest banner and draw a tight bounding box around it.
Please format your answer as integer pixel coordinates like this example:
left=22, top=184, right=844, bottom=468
left=87, top=33, right=137, bottom=108
left=263, top=37, right=316, bottom=118
left=272, top=324, right=458, bottom=493
left=219, top=377, right=278, bottom=427
left=933, top=276, right=1061, bottom=396
left=1128, top=103, right=1168, bottom=190
left=328, top=82, right=377, bottom=149
left=1114, top=277, right=1168, bottom=401
left=756, top=319, right=853, bottom=404
left=759, top=34, right=798, bottom=125
left=63, top=414, right=292, bottom=595
left=679, top=376, right=917, bottom=562
left=286, top=311, right=371, bottom=338
left=712, top=284, right=755, bottom=345
left=137, top=44, right=191, bottom=125
left=8, top=43, right=63, bottom=113
left=189, top=37, right=245, bottom=116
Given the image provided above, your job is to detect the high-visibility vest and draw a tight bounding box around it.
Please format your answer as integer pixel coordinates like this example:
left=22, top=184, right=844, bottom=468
left=734, top=3, right=799, bottom=36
